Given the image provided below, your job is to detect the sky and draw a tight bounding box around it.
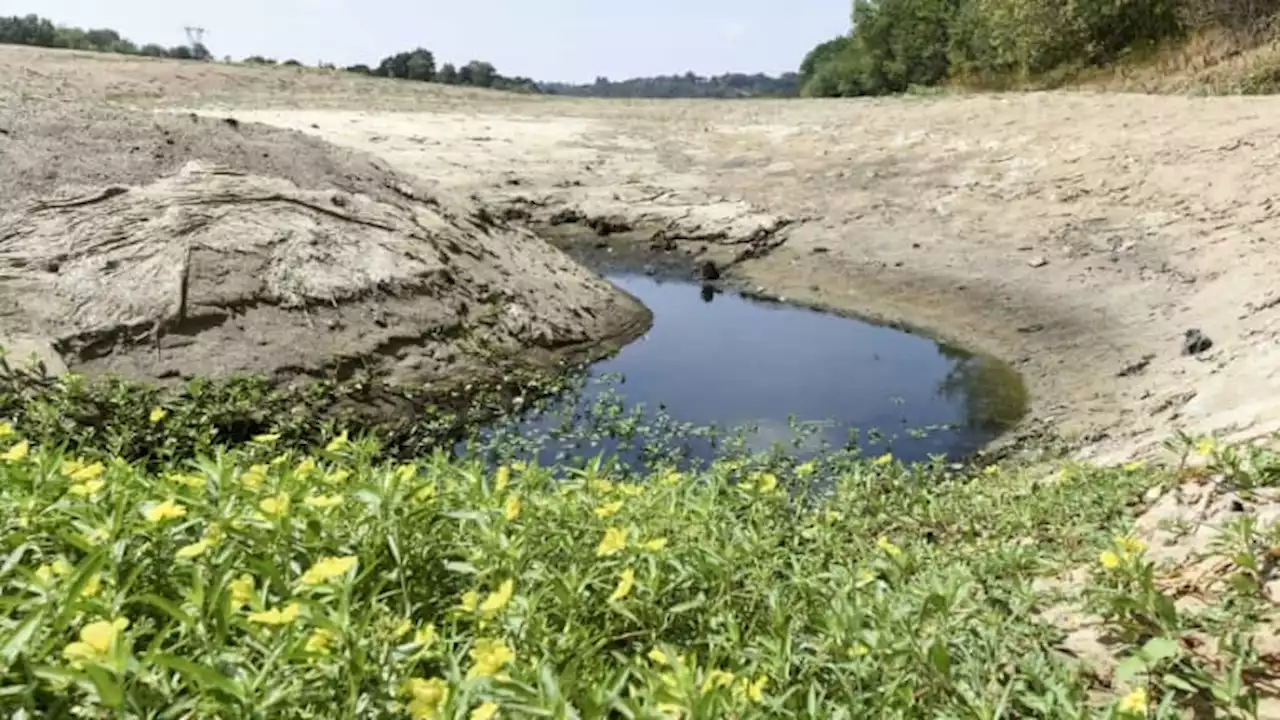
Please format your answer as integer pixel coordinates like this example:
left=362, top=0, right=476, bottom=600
left=7, top=0, right=853, bottom=83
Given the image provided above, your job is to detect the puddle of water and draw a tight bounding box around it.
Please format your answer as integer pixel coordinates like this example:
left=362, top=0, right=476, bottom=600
left=467, top=274, right=1026, bottom=469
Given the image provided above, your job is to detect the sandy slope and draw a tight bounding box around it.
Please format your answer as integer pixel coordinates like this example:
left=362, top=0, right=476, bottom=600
left=5, top=44, right=1280, bottom=460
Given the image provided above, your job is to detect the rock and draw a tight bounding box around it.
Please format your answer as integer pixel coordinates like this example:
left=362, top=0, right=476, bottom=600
left=1118, top=354, right=1155, bottom=377
left=1028, top=256, right=1049, bottom=268
left=1182, top=329, right=1213, bottom=356
left=699, top=260, right=721, bottom=281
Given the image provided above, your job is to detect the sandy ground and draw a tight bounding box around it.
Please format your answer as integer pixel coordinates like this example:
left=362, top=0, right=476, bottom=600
left=6, top=45, right=1280, bottom=461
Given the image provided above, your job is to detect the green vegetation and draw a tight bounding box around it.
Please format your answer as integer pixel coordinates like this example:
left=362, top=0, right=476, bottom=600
left=0, top=347, right=1276, bottom=717
left=800, top=0, right=1280, bottom=96
left=0, top=14, right=208, bottom=60
left=540, top=72, right=800, bottom=99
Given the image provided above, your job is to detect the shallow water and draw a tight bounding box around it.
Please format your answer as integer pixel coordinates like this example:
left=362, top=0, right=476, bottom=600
left=470, top=274, right=1026, bottom=469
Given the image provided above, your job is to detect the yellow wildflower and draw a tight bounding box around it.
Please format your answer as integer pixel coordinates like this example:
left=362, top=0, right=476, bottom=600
left=304, top=494, right=344, bottom=510
left=701, top=669, right=735, bottom=694
left=596, top=527, right=628, bottom=557
left=305, top=628, right=335, bottom=655
left=459, top=590, right=479, bottom=613
left=253, top=433, right=280, bottom=444
left=228, top=574, right=255, bottom=610
left=414, top=624, right=438, bottom=646
left=170, top=473, right=207, bottom=490
left=590, top=478, right=615, bottom=494
left=68, top=462, right=105, bottom=482
left=414, top=484, right=437, bottom=503
left=62, top=618, right=129, bottom=665
left=149, top=407, right=168, bottom=424
left=874, top=453, right=894, bottom=466
left=877, top=537, right=903, bottom=557
left=1123, top=460, right=1147, bottom=472
left=247, top=602, right=301, bottom=626
left=145, top=499, right=187, bottom=524
left=0, top=421, right=12, bottom=438
left=479, top=579, right=515, bottom=617
left=392, top=618, right=413, bottom=639
left=259, top=492, right=290, bottom=518
left=298, top=556, right=358, bottom=586
left=1118, top=536, right=1146, bottom=556
left=618, top=484, right=644, bottom=497
left=405, top=677, right=449, bottom=720
left=36, top=558, right=71, bottom=584
left=642, top=538, right=669, bottom=552
left=848, top=643, right=870, bottom=657
left=504, top=495, right=522, bottom=521
left=494, top=465, right=511, bottom=493
left=176, top=539, right=212, bottom=560
left=1118, top=687, right=1148, bottom=716
left=395, top=464, right=417, bottom=483
left=69, top=478, right=106, bottom=497
left=466, top=638, right=515, bottom=679
left=660, top=470, right=683, bottom=487
left=470, top=702, right=499, bottom=720
left=2, top=440, right=30, bottom=462
left=1194, top=437, right=1216, bottom=458
left=325, top=469, right=351, bottom=485
left=594, top=500, right=624, bottom=519
left=238, top=464, right=267, bottom=490
left=81, top=573, right=103, bottom=599
left=648, top=648, right=671, bottom=665
left=609, top=568, right=636, bottom=602
left=754, top=473, right=779, bottom=494
left=325, top=431, right=350, bottom=453
left=1099, top=550, right=1122, bottom=570
left=295, top=457, right=317, bottom=477
left=736, top=675, right=768, bottom=704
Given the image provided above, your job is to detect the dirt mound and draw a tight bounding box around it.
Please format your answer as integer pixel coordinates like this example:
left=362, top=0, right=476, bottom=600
left=0, top=104, right=649, bottom=386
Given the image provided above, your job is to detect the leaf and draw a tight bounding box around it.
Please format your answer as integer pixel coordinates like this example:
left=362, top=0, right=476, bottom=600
left=928, top=639, right=951, bottom=678
left=1, top=609, right=45, bottom=665
left=668, top=595, right=706, bottom=614
left=1161, top=673, right=1199, bottom=694
left=84, top=665, right=124, bottom=708
left=1141, top=637, right=1180, bottom=664
left=444, top=561, right=479, bottom=575
left=1115, top=655, right=1148, bottom=685
left=128, top=593, right=194, bottom=626
left=150, top=653, right=246, bottom=699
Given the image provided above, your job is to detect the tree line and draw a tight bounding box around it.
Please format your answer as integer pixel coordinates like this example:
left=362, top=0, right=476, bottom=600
left=799, top=0, right=1280, bottom=96
left=0, top=14, right=210, bottom=60
left=541, top=72, right=800, bottom=98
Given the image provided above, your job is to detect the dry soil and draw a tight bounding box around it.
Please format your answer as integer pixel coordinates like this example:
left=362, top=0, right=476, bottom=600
left=5, top=45, right=1280, bottom=461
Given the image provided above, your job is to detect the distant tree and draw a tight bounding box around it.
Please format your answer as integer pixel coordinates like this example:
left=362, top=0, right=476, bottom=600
left=375, top=48, right=434, bottom=81
left=139, top=43, right=168, bottom=57
left=438, top=62, right=459, bottom=84
left=244, top=55, right=277, bottom=64
left=345, top=63, right=372, bottom=74
left=461, top=60, right=496, bottom=86
left=282, top=59, right=302, bottom=67
left=168, top=45, right=194, bottom=60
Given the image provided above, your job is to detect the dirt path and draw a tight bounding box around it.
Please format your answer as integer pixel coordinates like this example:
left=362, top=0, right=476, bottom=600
left=6, top=45, right=1280, bottom=461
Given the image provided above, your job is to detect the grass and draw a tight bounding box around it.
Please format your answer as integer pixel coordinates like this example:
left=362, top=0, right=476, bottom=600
left=0, top=365, right=1276, bottom=717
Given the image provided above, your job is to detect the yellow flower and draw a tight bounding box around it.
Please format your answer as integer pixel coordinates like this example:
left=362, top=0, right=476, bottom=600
left=149, top=407, right=168, bottom=424
left=618, top=484, right=644, bottom=498
left=874, top=453, right=894, bottom=466
left=494, top=465, right=511, bottom=493
left=1117, top=536, right=1146, bottom=556
left=414, top=484, right=437, bottom=503
left=83, top=527, right=110, bottom=546
left=298, top=556, right=358, bottom=586
left=36, top=558, right=71, bottom=584
left=983, top=465, right=1000, bottom=477
left=259, top=492, right=290, bottom=517
left=596, top=527, right=628, bottom=557
left=325, top=431, right=350, bottom=453
left=479, top=579, right=515, bottom=617
left=466, top=638, right=515, bottom=679
left=253, top=433, right=280, bottom=444
left=648, top=648, right=671, bottom=665
left=145, top=499, right=187, bottom=523
left=1194, top=437, right=1216, bottom=458
left=62, top=618, right=129, bottom=665
left=395, top=464, right=418, bottom=483
left=504, top=495, right=522, bottom=521
left=1118, top=687, right=1148, bottom=715
left=0, top=421, right=12, bottom=438
left=701, top=669, right=736, bottom=694
left=594, top=500, right=624, bottom=519
left=228, top=574, right=255, bottom=610
left=304, top=494, right=344, bottom=510
left=754, top=473, right=779, bottom=494
left=238, top=464, right=267, bottom=490
left=68, top=462, right=105, bottom=482
left=1099, top=550, right=1122, bottom=570
left=295, top=457, right=317, bottom=477
left=81, top=573, right=103, bottom=598
left=405, top=677, right=449, bottom=720
left=69, top=478, right=106, bottom=497
left=459, top=590, right=479, bottom=613
left=796, top=461, right=817, bottom=478
left=609, top=568, right=636, bottom=602
left=848, top=643, right=870, bottom=657
left=247, top=602, right=301, bottom=626
left=325, top=469, right=351, bottom=485
left=660, top=471, right=683, bottom=487
left=1123, top=460, right=1147, bottom=472
left=392, top=619, right=414, bottom=639
left=470, top=701, right=499, bottom=720
left=414, top=624, right=438, bottom=647
left=642, top=537, right=669, bottom=552
left=877, top=537, right=903, bottom=557
left=2, top=440, right=30, bottom=462
left=590, top=478, right=615, bottom=495
left=736, top=675, right=768, bottom=703
left=176, top=539, right=212, bottom=560
left=305, top=628, right=335, bottom=655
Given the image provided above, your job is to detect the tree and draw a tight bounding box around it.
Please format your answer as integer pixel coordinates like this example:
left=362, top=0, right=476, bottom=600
left=461, top=60, right=496, bottom=86
left=438, top=62, right=459, bottom=84
left=374, top=48, right=434, bottom=81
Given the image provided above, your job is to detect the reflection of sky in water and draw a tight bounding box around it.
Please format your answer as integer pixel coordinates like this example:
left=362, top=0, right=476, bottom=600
left=479, top=274, right=1011, bottom=468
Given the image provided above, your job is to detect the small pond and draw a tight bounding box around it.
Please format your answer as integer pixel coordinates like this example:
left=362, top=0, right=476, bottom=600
left=465, top=274, right=1026, bottom=471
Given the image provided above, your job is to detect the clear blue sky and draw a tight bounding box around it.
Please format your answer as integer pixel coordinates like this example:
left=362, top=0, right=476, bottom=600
left=9, top=0, right=853, bottom=83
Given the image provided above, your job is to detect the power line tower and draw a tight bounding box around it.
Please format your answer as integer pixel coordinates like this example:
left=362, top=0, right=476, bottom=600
left=184, top=26, right=206, bottom=48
